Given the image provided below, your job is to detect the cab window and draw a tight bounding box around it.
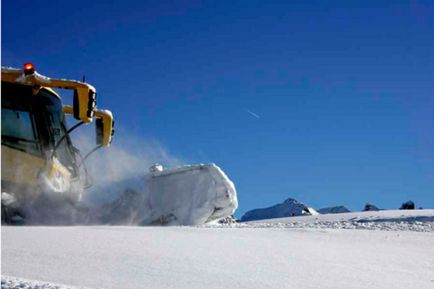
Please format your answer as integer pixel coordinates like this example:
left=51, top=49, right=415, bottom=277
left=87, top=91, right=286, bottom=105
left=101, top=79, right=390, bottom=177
left=1, top=82, right=78, bottom=175
left=35, top=89, right=78, bottom=172
left=1, top=83, right=40, bottom=155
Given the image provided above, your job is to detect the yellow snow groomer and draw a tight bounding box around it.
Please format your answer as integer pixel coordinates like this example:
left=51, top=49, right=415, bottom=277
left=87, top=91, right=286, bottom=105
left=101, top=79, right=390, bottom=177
left=1, top=63, right=114, bottom=223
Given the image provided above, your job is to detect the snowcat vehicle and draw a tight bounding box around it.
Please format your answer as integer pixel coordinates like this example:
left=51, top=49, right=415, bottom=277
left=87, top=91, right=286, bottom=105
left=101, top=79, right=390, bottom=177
left=1, top=63, right=238, bottom=226
left=1, top=63, right=114, bottom=224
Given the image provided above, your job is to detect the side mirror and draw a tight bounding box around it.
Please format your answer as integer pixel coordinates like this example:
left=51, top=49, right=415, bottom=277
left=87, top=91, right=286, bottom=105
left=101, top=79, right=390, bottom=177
left=73, top=87, right=96, bottom=123
left=95, top=109, right=114, bottom=147
left=63, top=105, right=114, bottom=147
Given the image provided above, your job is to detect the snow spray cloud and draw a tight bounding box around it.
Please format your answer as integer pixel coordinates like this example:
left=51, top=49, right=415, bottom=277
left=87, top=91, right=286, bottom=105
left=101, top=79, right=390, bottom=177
left=2, top=125, right=184, bottom=225
left=71, top=125, right=184, bottom=207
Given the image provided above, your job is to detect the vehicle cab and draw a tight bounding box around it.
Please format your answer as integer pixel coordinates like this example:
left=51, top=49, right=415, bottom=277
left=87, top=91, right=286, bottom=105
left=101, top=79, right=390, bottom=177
left=1, top=63, right=114, bottom=205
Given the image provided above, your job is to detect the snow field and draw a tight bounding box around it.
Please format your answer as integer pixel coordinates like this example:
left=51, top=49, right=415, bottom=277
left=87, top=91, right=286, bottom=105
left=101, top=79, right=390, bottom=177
left=2, top=223, right=434, bottom=289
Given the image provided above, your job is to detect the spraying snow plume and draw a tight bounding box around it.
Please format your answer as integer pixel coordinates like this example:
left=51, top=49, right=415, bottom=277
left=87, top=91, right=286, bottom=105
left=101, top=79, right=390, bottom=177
left=69, top=126, right=238, bottom=226
left=2, top=122, right=238, bottom=226
left=71, top=126, right=183, bottom=206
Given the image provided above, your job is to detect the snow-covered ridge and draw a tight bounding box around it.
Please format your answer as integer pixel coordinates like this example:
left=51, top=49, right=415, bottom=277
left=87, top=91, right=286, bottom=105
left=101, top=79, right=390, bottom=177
left=250, top=209, right=434, bottom=223
left=216, top=210, right=434, bottom=232
left=240, top=197, right=428, bottom=222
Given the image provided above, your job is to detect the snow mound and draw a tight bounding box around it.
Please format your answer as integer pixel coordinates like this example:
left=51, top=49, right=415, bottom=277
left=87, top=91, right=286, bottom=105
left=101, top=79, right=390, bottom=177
left=145, top=163, right=238, bottom=225
left=1, top=276, right=84, bottom=289
left=240, top=197, right=314, bottom=222
left=318, top=205, right=351, bottom=214
left=98, top=163, right=238, bottom=225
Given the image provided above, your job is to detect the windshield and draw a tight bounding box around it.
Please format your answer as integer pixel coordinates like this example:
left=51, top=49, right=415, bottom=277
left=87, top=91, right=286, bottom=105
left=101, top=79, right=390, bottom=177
left=35, top=89, right=78, bottom=171
left=1, top=82, right=41, bottom=155
left=1, top=82, right=78, bottom=172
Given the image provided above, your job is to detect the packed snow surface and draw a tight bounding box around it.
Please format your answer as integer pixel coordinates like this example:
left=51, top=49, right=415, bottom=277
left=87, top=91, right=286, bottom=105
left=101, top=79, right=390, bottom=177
left=2, top=210, right=434, bottom=289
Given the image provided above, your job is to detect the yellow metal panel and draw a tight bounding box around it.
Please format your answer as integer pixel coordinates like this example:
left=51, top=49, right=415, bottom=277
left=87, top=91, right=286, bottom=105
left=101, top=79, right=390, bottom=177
left=1, top=145, right=72, bottom=191
left=63, top=105, right=74, bottom=115
left=2, top=66, right=96, bottom=123
left=1, top=145, right=45, bottom=187
left=1, top=71, right=22, bottom=83
left=94, top=109, right=114, bottom=146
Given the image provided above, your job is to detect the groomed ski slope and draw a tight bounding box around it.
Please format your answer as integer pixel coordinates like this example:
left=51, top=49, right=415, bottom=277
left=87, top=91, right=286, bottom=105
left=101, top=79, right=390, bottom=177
left=2, top=210, right=434, bottom=289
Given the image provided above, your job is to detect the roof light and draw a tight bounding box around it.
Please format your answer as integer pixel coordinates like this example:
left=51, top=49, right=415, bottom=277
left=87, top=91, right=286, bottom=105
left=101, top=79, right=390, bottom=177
left=23, top=63, right=35, bottom=75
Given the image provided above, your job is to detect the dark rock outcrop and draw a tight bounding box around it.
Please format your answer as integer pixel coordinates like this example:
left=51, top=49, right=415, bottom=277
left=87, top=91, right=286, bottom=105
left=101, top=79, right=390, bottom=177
left=400, top=200, right=415, bottom=210
left=363, top=203, right=380, bottom=211
left=317, top=206, right=351, bottom=214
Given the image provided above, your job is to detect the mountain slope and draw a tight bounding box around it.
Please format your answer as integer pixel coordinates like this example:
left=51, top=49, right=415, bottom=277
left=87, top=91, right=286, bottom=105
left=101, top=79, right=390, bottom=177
left=241, top=197, right=314, bottom=221
left=318, top=205, right=351, bottom=214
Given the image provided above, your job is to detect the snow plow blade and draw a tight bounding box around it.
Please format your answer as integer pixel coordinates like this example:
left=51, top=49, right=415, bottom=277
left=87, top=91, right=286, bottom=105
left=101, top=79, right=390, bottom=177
left=97, top=164, right=238, bottom=226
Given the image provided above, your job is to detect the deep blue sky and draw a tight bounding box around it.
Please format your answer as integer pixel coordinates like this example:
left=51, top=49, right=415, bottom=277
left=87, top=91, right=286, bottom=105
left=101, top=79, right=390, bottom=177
left=3, top=0, right=433, bottom=215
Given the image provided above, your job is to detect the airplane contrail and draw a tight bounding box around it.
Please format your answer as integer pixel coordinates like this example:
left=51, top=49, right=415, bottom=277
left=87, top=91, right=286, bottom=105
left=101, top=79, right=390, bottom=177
left=246, top=109, right=260, bottom=119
